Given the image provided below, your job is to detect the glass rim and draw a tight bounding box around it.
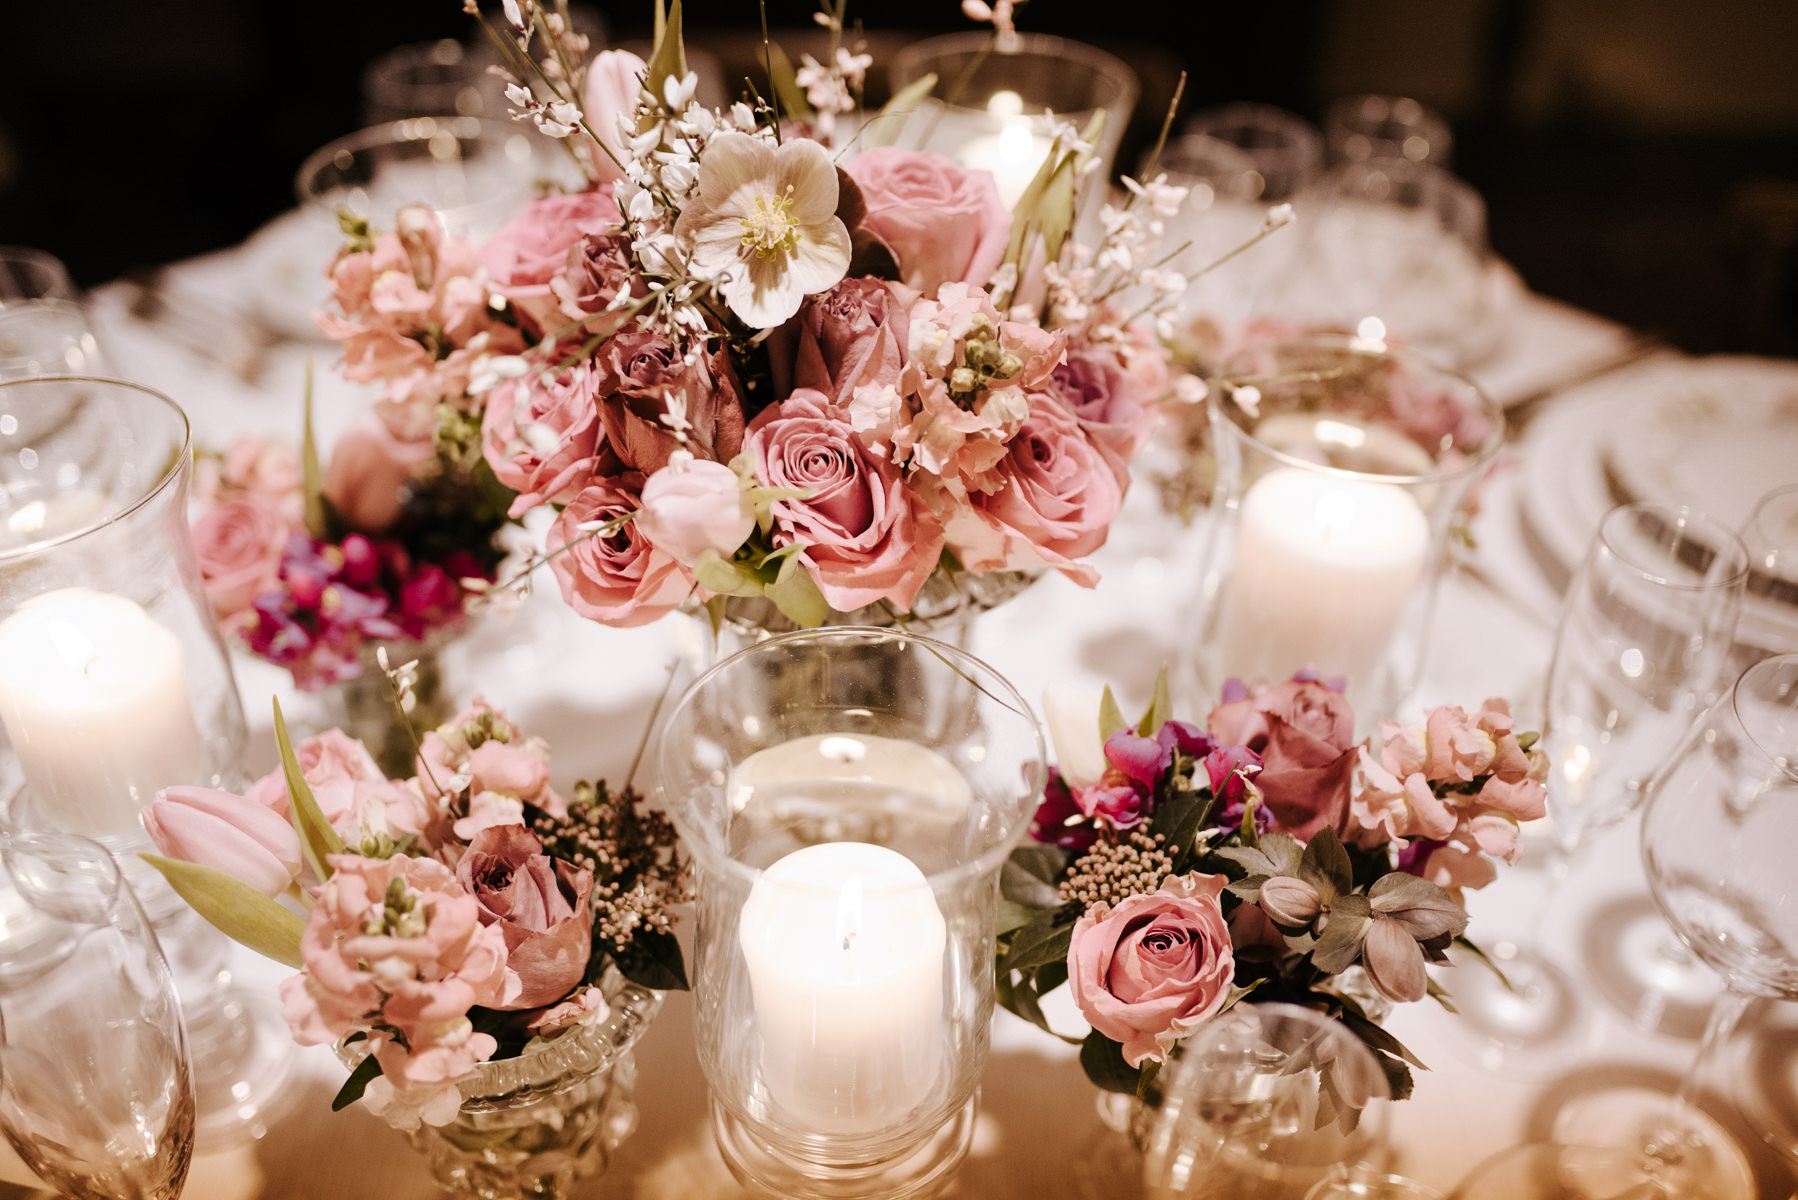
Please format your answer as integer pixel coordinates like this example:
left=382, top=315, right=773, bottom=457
left=0, top=375, right=191, bottom=565
left=1210, top=332, right=1506, bottom=486
left=656, top=625, right=1047, bottom=893
left=1731, top=653, right=1798, bottom=785
left=293, top=115, right=525, bottom=208
left=0, top=246, right=77, bottom=304
left=888, top=30, right=1139, bottom=112
left=1596, top=501, right=1750, bottom=592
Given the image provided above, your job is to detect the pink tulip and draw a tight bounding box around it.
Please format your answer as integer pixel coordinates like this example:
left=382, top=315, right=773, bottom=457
left=144, top=786, right=303, bottom=898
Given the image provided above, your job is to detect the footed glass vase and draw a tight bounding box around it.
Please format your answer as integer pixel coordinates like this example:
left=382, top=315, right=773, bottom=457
left=379, top=969, right=662, bottom=1200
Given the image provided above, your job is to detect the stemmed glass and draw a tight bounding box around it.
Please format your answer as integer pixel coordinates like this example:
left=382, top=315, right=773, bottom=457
left=1740, top=483, right=1798, bottom=660
left=0, top=247, right=106, bottom=381
left=1447, top=503, right=1749, bottom=1062
left=1457, top=653, right=1798, bottom=1199
left=0, top=830, right=195, bottom=1199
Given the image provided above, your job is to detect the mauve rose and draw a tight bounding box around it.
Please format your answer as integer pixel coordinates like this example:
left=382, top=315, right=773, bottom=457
left=942, top=397, right=1122, bottom=588
left=846, top=148, right=1011, bottom=296
left=596, top=330, right=746, bottom=473
left=324, top=413, right=436, bottom=534
left=548, top=475, right=694, bottom=627
left=1068, top=872, right=1236, bottom=1067
left=1207, top=677, right=1359, bottom=841
left=636, top=453, right=755, bottom=567
left=791, top=277, right=910, bottom=409
left=456, top=825, right=594, bottom=1010
left=481, top=189, right=625, bottom=334
left=749, top=388, right=945, bottom=612
left=480, top=366, right=607, bottom=516
left=1046, top=336, right=1164, bottom=477
left=191, top=494, right=289, bottom=621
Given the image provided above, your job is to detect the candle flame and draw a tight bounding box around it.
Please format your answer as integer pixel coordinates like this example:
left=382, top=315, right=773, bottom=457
left=1312, top=490, right=1360, bottom=542
left=46, top=618, right=100, bottom=679
left=836, top=875, right=863, bottom=952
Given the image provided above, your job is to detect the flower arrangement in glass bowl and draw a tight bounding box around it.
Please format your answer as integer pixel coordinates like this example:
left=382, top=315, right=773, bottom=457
left=138, top=693, right=688, bottom=1192
left=305, top=0, right=1261, bottom=639
left=997, top=670, right=1549, bottom=1103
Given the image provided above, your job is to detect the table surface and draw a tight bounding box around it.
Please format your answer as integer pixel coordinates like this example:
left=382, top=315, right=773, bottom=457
left=2, top=225, right=1795, bottom=1199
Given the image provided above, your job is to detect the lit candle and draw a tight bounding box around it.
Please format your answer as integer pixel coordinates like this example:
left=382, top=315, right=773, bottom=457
left=738, top=839, right=948, bottom=1133
left=0, top=588, right=206, bottom=836
left=957, top=120, right=1042, bottom=209
left=1215, top=467, right=1429, bottom=690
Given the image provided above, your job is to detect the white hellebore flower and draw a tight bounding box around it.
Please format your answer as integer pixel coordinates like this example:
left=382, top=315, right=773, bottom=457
left=673, top=131, right=851, bottom=329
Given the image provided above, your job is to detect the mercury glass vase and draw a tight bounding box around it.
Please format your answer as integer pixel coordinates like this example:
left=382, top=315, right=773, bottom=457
left=1192, top=334, right=1504, bottom=717
left=372, top=968, right=662, bottom=1200
left=657, top=628, right=1045, bottom=1199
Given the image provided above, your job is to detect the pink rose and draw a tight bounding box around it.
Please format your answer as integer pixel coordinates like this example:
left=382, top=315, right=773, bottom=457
left=456, top=825, right=594, bottom=1010
left=1068, top=872, right=1236, bottom=1067
left=144, top=785, right=303, bottom=898
left=595, top=330, right=746, bottom=474
left=748, top=388, right=945, bottom=612
left=280, top=853, right=513, bottom=1129
left=942, top=396, right=1122, bottom=587
left=636, top=452, right=755, bottom=567
left=1046, top=333, right=1165, bottom=476
left=791, top=277, right=910, bottom=410
left=1206, top=676, right=1359, bottom=841
left=480, top=365, right=608, bottom=516
left=190, top=494, right=289, bottom=621
left=323, top=413, right=436, bottom=535
left=480, top=188, right=629, bottom=335
left=223, top=436, right=303, bottom=500
left=846, top=148, right=1011, bottom=295
left=581, top=49, right=648, bottom=182
left=548, top=475, right=694, bottom=627
left=247, top=728, right=428, bottom=843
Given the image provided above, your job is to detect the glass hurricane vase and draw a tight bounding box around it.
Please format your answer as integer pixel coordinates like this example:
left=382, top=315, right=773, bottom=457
left=315, top=630, right=464, bottom=779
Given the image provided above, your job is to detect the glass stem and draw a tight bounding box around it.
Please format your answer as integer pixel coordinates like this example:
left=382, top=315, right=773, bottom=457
left=1672, top=988, right=1752, bottom=1114
left=1516, top=840, right=1578, bottom=949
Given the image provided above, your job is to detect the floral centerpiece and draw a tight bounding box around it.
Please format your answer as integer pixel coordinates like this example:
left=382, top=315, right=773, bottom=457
left=306, top=0, right=1234, bottom=639
left=997, top=670, right=1547, bottom=1103
left=141, top=690, right=687, bottom=1192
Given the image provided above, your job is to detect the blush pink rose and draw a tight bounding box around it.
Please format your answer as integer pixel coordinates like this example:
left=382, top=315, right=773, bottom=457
left=480, top=366, right=607, bottom=516
left=480, top=188, right=628, bottom=335
left=324, top=413, right=436, bottom=535
left=791, top=277, right=910, bottom=410
left=1207, top=677, right=1360, bottom=841
left=456, top=825, right=594, bottom=1010
left=1068, top=872, right=1236, bottom=1067
left=548, top=475, right=694, bottom=627
left=223, top=436, right=303, bottom=500
left=595, top=330, right=746, bottom=474
left=1046, top=333, right=1166, bottom=477
left=942, top=396, right=1122, bottom=587
left=846, top=148, right=1011, bottom=295
left=190, top=494, right=289, bottom=621
left=636, top=453, right=755, bottom=567
left=748, top=388, right=945, bottom=612
left=246, top=728, right=428, bottom=843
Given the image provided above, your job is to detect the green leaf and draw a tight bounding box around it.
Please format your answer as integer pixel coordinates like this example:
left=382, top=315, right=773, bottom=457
left=639, top=0, right=687, bottom=132
left=274, top=698, right=344, bottom=887
left=1002, top=146, right=1060, bottom=267
left=1000, top=857, right=1063, bottom=910
left=1098, top=686, right=1127, bottom=743
left=865, top=72, right=938, bottom=149
left=692, top=549, right=766, bottom=599
left=765, top=43, right=813, bottom=121
left=1368, top=871, right=1468, bottom=941
left=138, top=854, right=305, bottom=969
left=765, top=550, right=831, bottom=628
left=1153, top=786, right=1214, bottom=871
left=1336, top=1006, right=1429, bottom=1073
left=1298, top=826, right=1353, bottom=903
left=1136, top=667, right=1173, bottom=736
left=1080, top=1030, right=1140, bottom=1094
left=1309, top=893, right=1372, bottom=974
left=610, top=927, right=689, bottom=991
left=995, top=899, right=1036, bottom=937
left=1452, top=934, right=1513, bottom=992
left=332, top=1052, right=383, bottom=1111
left=1008, top=843, right=1070, bottom=889
left=1035, top=157, right=1079, bottom=264
left=300, top=359, right=326, bottom=540
left=1136, top=1059, right=1162, bottom=1104
left=999, top=909, right=1075, bottom=975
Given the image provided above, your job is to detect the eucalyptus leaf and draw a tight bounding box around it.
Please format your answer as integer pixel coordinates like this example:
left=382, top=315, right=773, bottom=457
left=138, top=854, right=305, bottom=969
left=274, top=697, right=344, bottom=885
left=1308, top=893, right=1372, bottom=974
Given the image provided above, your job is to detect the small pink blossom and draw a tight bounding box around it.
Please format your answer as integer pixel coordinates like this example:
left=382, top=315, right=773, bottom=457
left=247, top=728, right=429, bottom=845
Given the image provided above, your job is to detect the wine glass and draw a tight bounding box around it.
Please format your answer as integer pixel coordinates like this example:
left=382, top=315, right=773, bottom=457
left=1740, top=483, right=1798, bottom=660
left=1446, top=502, right=1749, bottom=1063
left=0, top=830, right=195, bottom=1199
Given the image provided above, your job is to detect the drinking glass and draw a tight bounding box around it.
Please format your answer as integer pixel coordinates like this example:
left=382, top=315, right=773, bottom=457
left=0, top=248, right=76, bottom=307
left=1740, top=483, right=1798, bottom=659
left=0, top=248, right=105, bottom=382
left=1154, top=135, right=1298, bottom=327
left=657, top=627, right=1045, bottom=1200
left=1323, top=95, right=1453, bottom=167
left=0, top=829, right=194, bottom=1199
left=1181, top=104, right=1325, bottom=203
left=1141, top=1003, right=1392, bottom=1199
left=361, top=38, right=506, bottom=124
left=1448, top=503, right=1749, bottom=1059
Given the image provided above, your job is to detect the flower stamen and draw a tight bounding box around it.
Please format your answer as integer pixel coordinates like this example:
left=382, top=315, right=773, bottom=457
left=739, top=186, right=802, bottom=260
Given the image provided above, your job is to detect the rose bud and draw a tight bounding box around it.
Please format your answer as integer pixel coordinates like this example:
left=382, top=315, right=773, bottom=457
left=1257, top=875, right=1323, bottom=930
left=635, top=451, right=754, bottom=567
left=144, top=786, right=304, bottom=898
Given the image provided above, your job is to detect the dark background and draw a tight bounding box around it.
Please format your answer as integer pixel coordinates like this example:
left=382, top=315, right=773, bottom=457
left=2, top=0, right=1795, bottom=355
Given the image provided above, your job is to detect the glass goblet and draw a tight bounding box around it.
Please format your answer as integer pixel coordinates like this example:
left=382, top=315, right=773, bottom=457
left=0, top=830, right=195, bottom=1200
left=1447, top=502, right=1748, bottom=1063
left=1740, top=482, right=1798, bottom=660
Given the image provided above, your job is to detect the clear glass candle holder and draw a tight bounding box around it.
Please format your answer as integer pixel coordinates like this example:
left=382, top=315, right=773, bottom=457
left=657, top=628, right=1045, bottom=1199
left=888, top=31, right=1139, bottom=209
left=1192, top=335, right=1504, bottom=715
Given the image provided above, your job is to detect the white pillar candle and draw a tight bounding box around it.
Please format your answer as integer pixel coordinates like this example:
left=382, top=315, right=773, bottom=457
left=957, top=120, right=1042, bottom=209
left=739, top=840, right=947, bottom=1134
left=0, top=588, right=206, bottom=836
left=1216, top=467, right=1429, bottom=690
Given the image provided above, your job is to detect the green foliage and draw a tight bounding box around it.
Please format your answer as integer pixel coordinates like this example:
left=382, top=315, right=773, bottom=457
left=137, top=854, right=305, bottom=969
left=274, top=697, right=345, bottom=885
left=332, top=1051, right=382, bottom=1112
left=610, top=926, right=690, bottom=992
